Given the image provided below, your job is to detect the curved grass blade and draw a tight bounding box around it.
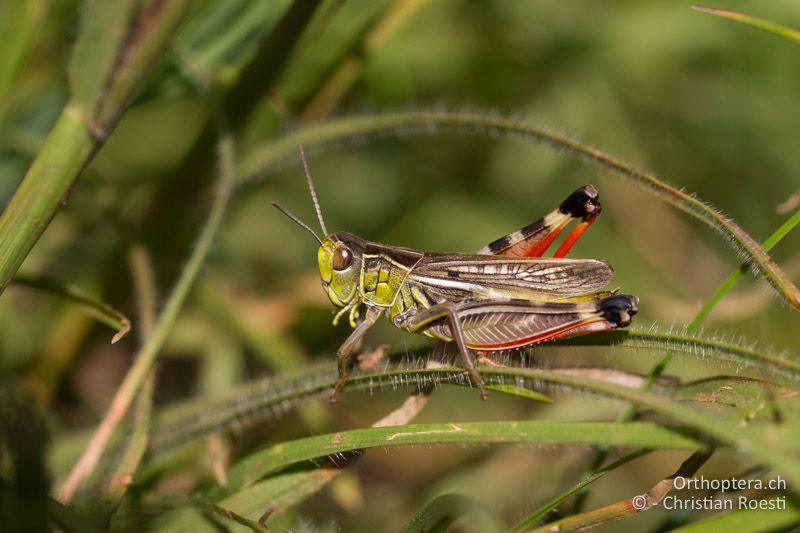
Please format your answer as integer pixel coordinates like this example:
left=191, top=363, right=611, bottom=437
left=238, top=111, right=800, bottom=310
left=693, top=6, right=800, bottom=45
left=210, top=469, right=338, bottom=531
left=162, top=390, right=434, bottom=531
left=142, top=322, right=797, bottom=457
left=11, top=273, right=130, bottom=343
left=217, top=420, right=704, bottom=499
left=555, top=328, right=800, bottom=388
left=51, top=359, right=800, bottom=493
left=691, top=208, right=800, bottom=326
left=146, top=362, right=552, bottom=455
left=49, top=320, right=800, bottom=483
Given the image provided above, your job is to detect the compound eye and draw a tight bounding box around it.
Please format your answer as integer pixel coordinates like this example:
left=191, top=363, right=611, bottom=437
left=332, top=245, right=353, bottom=271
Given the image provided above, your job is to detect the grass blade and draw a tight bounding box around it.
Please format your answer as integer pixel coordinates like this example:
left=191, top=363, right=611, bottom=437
left=556, top=328, right=800, bottom=387
left=136, top=323, right=798, bottom=458
left=693, top=6, right=800, bottom=45
left=691, top=208, right=800, bottom=326
left=218, top=420, right=705, bottom=498
left=238, top=111, right=800, bottom=309
left=11, top=273, right=131, bottom=343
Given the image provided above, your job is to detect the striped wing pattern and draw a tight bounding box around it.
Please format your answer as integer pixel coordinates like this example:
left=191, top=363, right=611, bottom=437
left=411, top=255, right=613, bottom=301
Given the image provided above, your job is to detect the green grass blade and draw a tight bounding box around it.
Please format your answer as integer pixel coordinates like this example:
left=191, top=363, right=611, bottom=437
left=217, top=420, right=704, bottom=498
left=691, top=208, right=800, bottom=326
left=555, top=328, right=800, bottom=387
left=50, top=359, right=800, bottom=495
left=159, top=468, right=340, bottom=532
left=237, top=111, right=800, bottom=310
left=485, top=383, right=551, bottom=402
left=11, top=273, right=131, bottom=343
left=693, top=6, right=800, bottom=45
left=145, top=361, right=552, bottom=455
left=138, top=325, right=796, bottom=457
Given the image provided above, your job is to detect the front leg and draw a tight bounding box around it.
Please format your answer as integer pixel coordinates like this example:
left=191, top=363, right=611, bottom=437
left=331, top=306, right=382, bottom=404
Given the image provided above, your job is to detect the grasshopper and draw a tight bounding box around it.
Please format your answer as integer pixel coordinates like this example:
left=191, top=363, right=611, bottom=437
left=274, top=149, right=638, bottom=402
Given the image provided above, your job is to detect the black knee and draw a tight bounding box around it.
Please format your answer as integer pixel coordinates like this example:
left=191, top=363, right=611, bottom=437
left=599, top=294, right=638, bottom=327
left=559, top=185, right=601, bottom=221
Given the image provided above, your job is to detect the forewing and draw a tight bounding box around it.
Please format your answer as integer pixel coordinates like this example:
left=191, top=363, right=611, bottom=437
left=413, top=254, right=613, bottom=299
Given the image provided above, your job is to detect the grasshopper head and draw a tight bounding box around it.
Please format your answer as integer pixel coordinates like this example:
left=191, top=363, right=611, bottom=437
left=318, top=232, right=364, bottom=307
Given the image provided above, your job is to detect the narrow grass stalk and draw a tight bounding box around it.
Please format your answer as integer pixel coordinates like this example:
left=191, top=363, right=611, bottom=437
left=559, top=328, right=800, bottom=387
left=57, top=129, right=236, bottom=503
left=195, top=366, right=800, bottom=501
left=239, top=111, right=800, bottom=309
left=100, top=246, right=159, bottom=519
left=693, top=6, right=800, bottom=44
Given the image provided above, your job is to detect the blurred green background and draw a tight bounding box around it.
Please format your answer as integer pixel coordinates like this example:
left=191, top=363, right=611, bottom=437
left=1, top=1, right=799, bottom=531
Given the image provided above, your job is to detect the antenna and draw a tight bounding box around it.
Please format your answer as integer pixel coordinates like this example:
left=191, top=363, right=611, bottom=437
left=271, top=202, right=323, bottom=245
left=299, top=145, right=328, bottom=236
